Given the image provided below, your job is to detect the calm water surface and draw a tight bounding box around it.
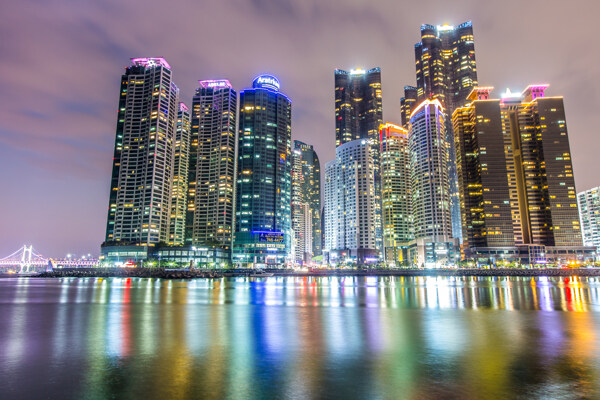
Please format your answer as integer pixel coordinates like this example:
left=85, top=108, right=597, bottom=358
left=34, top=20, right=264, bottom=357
left=1, top=276, right=600, bottom=399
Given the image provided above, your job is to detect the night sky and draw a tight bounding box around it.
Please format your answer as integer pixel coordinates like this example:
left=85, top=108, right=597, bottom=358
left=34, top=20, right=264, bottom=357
left=1, top=0, right=598, bottom=258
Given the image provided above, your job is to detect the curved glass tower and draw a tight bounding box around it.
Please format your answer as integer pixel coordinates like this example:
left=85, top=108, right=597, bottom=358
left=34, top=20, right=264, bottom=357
left=233, top=75, right=292, bottom=267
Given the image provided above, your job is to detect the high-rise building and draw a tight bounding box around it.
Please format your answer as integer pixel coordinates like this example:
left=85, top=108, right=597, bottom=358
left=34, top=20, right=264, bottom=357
left=500, top=85, right=581, bottom=247
left=291, top=140, right=321, bottom=265
left=453, top=87, right=514, bottom=250
left=408, top=21, right=478, bottom=241
left=324, top=139, right=378, bottom=265
left=379, top=123, right=412, bottom=265
left=291, top=150, right=311, bottom=264
left=186, top=80, right=237, bottom=256
left=169, top=102, right=191, bottom=245
left=452, top=85, right=590, bottom=265
left=334, top=67, right=383, bottom=254
left=233, top=75, right=292, bottom=266
left=409, top=99, right=455, bottom=266
left=414, top=22, right=477, bottom=109
left=334, top=67, right=383, bottom=147
left=400, top=86, right=417, bottom=129
left=578, top=187, right=600, bottom=247
left=104, top=58, right=179, bottom=247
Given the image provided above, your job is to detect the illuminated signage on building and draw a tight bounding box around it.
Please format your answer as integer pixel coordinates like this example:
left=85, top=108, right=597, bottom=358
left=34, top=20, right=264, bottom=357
left=253, top=231, right=284, bottom=243
left=253, top=75, right=280, bottom=91
left=199, top=79, right=232, bottom=89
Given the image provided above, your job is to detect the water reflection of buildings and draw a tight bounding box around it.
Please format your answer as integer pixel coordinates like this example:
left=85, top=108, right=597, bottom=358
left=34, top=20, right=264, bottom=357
left=2, top=276, right=600, bottom=398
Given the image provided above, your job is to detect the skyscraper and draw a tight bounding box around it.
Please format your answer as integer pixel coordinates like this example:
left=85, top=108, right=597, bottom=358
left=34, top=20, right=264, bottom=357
left=104, top=58, right=179, bottom=247
left=169, top=102, right=190, bottom=245
left=380, top=123, right=412, bottom=265
left=578, top=187, right=600, bottom=247
left=500, top=85, right=581, bottom=247
left=186, top=80, right=237, bottom=256
left=400, top=86, right=417, bottom=129
left=334, top=68, right=383, bottom=147
left=453, top=87, right=514, bottom=250
left=414, top=22, right=477, bottom=109
left=452, top=85, right=590, bottom=265
left=291, top=140, right=321, bottom=264
left=324, top=139, right=378, bottom=265
left=409, top=99, right=454, bottom=266
left=410, top=22, right=478, bottom=241
left=334, top=67, right=383, bottom=255
left=233, top=75, right=292, bottom=267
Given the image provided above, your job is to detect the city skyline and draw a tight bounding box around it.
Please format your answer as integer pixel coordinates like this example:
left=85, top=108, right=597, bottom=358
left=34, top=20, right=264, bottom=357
left=2, top=1, right=599, bottom=257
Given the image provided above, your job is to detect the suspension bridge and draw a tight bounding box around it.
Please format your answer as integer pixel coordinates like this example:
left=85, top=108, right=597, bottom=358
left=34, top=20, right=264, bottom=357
left=0, top=245, right=98, bottom=274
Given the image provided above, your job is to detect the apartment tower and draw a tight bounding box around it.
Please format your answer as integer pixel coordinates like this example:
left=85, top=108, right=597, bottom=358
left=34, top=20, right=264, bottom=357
left=186, top=80, right=237, bottom=256
left=104, top=58, right=179, bottom=246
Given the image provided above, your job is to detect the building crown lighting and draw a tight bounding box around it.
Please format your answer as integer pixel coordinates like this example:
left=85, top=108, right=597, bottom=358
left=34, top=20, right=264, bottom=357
left=130, top=57, right=171, bottom=69
left=199, top=80, right=232, bottom=89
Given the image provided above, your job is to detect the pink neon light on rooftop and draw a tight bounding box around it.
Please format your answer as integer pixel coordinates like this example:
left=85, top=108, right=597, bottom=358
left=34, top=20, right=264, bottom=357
left=199, top=79, right=232, bottom=89
left=130, top=58, right=171, bottom=69
left=467, top=86, right=494, bottom=101
left=179, top=102, right=189, bottom=112
left=522, top=84, right=549, bottom=100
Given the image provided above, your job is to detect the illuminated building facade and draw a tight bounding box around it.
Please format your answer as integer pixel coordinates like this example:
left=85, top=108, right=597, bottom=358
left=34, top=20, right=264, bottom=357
left=233, top=75, right=292, bottom=266
left=169, top=102, right=190, bottom=245
left=400, top=86, right=417, bottom=129
left=453, top=87, right=515, bottom=250
left=414, top=22, right=477, bottom=109
left=334, top=67, right=383, bottom=254
left=500, top=85, right=582, bottom=247
left=324, top=139, right=379, bottom=265
left=379, top=123, right=412, bottom=264
left=407, top=21, right=478, bottom=241
left=409, top=99, right=456, bottom=266
left=452, top=85, right=589, bottom=265
left=578, top=187, right=600, bottom=247
left=104, top=58, right=179, bottom=247
left=334, top=67, right=383, bottom=146
left=291, top=141, right=321, bottom=264
left=186, top=80, right=237, bottom=257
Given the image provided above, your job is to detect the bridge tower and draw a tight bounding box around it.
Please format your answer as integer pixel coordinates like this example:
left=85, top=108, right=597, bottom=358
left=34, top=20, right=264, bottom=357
left=20, top=245, right=33, bottom=273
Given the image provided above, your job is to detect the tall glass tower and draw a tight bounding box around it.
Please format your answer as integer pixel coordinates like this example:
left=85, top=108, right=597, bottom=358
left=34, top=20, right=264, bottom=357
left=233, top=75, right=292, bottom=267
left=334, top=67, right=383, bottom=256
left=104, top=58, right=179, bottom=247
left=452, top=85, right=586, bottom=264
left=407, top=22, right=478, bottom=241
left=500, top=85, right=582, bottom=247
left=186, top=80, right=237, bottom=257
left=334, top=68, right=383, bottom=147
left=453, top=87, right=514, bottom=250
left=291, top=140, right=321, bottom=264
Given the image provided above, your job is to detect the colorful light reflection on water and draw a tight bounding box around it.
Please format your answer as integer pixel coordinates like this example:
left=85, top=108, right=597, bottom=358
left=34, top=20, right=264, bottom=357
left=1, top=276, right=599, bottom=399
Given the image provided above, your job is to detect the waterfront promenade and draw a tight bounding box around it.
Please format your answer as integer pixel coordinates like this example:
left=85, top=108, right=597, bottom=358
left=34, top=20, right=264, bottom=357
left=25, top=267, right=600, bottom=279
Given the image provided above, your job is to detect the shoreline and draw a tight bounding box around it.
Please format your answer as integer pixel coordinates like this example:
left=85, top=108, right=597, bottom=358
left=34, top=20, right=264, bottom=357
left=2, top=267, right=599, bottom=279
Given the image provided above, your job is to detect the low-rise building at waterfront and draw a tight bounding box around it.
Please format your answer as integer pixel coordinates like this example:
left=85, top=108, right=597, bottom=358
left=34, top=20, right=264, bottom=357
left=578, top=186, right=600, bottom=247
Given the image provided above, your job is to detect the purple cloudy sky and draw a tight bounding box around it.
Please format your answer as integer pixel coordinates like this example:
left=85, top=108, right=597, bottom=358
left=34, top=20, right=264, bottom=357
left=1, top=0, right=598, bottom=258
